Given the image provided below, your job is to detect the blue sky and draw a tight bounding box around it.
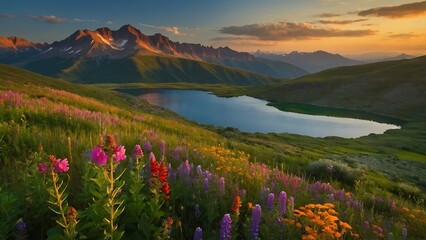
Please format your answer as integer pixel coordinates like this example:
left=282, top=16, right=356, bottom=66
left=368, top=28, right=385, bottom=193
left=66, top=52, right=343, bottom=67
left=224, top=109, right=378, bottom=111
left=1, top=0, right=425, bottom=54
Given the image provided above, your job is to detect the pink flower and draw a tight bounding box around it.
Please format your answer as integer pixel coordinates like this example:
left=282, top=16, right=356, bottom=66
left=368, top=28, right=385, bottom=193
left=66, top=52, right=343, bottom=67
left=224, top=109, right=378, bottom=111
left=38, top=163, right=47, bottom=173
left=132, top=144, right=144, bottom=158
left=91, top=145, right=107, bottom=165
left=114, top=145, right=126, bottom=162
left=54, top=158, right=69, bottom=173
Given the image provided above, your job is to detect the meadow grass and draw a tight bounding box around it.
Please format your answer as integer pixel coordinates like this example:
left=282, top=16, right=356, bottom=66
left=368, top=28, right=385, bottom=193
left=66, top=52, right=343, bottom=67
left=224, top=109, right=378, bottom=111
left=1, top=64, right=425, bottom=239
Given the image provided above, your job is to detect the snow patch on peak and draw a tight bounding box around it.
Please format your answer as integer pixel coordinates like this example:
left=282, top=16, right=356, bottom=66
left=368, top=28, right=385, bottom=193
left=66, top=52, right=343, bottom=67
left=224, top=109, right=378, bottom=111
left=42, top=47, right=53, bottom=54
left=117, top=39, right=128, bottom=48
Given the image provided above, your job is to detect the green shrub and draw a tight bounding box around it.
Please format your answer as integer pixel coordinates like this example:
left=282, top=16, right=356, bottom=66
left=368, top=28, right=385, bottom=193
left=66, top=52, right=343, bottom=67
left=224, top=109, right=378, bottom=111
left=306, top=159, right=361, bottom=185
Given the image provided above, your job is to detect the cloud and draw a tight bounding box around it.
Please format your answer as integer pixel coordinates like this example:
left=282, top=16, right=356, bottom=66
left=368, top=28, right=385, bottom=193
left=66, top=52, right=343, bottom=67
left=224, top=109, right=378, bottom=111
left=139, top=23, right=186, bottom=36
left=106, top=21, right=114, bottom=25
left=318, top=19, right=367, bottom=24
left=73, top=18, right=97, bottom=23
left=0, top=13, right=14, bottom=19
left=210, top=37, right=277, bottom=47
left=358, top=1, right=426, bottom=18
left=219, top=22, right=376, bottom=41
left=317, top=13, right=341, bottom=18
left=28, top=15, right=68, bottom=23
left=388, top=33, right=421, bottom=39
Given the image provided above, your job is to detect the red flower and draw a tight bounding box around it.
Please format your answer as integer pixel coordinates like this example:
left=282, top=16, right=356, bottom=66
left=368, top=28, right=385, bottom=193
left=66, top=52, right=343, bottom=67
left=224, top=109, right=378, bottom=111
left=162, top=182, right=171, bottom=200
left=151, top=157, right=159, bottom=178
left=159, top=162, right=168, bottom=182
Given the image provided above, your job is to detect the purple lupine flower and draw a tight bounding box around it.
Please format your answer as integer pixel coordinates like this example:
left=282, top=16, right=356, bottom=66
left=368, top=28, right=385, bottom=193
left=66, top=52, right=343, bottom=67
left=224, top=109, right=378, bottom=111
left=132, top=144, right=144, bottom=158
left=114, top=145, right=126, bottom=162
left=260, top=187, right=269, bottom=204
left=250, top=204, right=262, bottom=240
left=143, top=141, right=152, bottom=152
left=402, top=227, right=408, bottom=240
left=196, top=165, right=203, bottom=177
left=194, top=227, right=203, bottom=240
left=364, top=221, right=370, bottom=230
left=219, top=214, right=232, bottom=240
left=266, top=193, right=275, bottom=211
left=16, top=220, right=26, bottom=231
left=279, top=191, right=287, bottom=216
left=91, top=145, right=107, bottom=165
left=195, top=204, right=201, bottom=218
left=329, top=193, right=335, bottom=201
left=289, top=197, right=294, bottom=211
left=240, top=189, right=247, bottom=198
left=160, top=140, right=166, bottom=157
left=218, top=177, right=225, bottom=192
left=204, top=177, right=209, bottom=192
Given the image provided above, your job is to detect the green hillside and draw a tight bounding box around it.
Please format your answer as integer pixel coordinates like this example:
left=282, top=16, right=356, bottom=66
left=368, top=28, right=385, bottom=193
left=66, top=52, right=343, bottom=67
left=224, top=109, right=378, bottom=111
left=1, top=64, right=425, bottom=239
left=21, top=55, right=281, bottom=86
left=252, top=56, right=426, bottom=121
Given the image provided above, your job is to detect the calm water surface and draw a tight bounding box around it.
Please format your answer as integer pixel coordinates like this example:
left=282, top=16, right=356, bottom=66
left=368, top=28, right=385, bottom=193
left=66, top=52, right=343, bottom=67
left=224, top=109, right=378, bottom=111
left=130, top=89, right=399, bottom=138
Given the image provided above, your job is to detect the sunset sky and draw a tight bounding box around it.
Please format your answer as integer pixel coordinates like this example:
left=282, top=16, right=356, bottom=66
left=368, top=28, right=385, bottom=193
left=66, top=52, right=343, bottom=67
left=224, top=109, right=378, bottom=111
left=1, top=0, right=425, bottom=55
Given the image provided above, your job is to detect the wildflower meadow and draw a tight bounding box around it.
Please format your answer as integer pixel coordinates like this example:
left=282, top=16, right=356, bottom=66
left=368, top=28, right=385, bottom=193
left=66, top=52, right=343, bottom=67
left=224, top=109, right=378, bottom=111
left=0, top=82, right=425, bottom=240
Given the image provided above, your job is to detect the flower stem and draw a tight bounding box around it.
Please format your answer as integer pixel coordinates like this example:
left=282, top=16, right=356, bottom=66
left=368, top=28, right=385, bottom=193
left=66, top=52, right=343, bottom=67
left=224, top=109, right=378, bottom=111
left=109, top=156, right=115, bottom=239
left=51, top=166, right=70, bottom=237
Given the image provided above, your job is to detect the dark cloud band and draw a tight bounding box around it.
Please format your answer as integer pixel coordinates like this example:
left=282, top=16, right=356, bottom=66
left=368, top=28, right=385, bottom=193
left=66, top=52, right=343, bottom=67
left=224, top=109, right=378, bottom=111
left=358, top=1, right=426, bottom=18
left=219, top=22, right=376, bottom=41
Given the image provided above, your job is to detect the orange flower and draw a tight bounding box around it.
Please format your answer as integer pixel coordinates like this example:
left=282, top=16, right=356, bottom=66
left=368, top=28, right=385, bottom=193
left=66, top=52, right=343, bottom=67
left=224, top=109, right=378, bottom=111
left=231, top=196, right=242, bottom=215
left=247, top=202, right=253, bottom=209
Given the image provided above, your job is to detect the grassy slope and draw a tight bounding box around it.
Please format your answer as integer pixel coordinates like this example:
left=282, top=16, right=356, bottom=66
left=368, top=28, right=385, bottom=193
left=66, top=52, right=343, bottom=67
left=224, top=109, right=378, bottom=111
left=252, top=56, right=426, bottom=121
left=1, top=64, right=426, bottom=239
left=21, top=55, right=282, bottom=86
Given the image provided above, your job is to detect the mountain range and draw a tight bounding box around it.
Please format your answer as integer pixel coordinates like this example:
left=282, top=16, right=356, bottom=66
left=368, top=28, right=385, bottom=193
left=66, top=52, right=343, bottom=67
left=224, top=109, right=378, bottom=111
left=253, top=50, right=362, bottom=73
left=0, top=25, right=307, bottom=85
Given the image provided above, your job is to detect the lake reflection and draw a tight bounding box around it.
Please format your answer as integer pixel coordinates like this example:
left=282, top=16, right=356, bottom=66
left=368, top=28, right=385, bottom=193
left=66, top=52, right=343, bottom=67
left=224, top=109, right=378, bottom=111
left=129, top=89, right=400, bottom=138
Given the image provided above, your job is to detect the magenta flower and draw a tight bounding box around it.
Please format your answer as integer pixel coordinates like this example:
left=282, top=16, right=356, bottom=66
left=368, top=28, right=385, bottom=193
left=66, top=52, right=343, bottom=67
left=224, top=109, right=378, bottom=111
left=91, top=145, right=107, bottom=165
left=132, top=144, right=144, bottom=158
left=114, top=145, right=126, bottom=162
left=219, top=213, right=232, bottom=240
left=54, top=158, right=69, bottom=173
left=38, top=163, right=47, bottom=173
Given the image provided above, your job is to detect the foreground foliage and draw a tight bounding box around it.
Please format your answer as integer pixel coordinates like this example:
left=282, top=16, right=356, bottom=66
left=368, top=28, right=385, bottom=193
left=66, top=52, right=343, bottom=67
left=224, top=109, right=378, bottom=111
left=0, top=80, right=425, bottom=239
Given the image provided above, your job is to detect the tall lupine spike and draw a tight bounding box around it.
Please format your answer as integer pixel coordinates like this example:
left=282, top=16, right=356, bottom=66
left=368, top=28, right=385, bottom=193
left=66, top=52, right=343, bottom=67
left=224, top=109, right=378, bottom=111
left=402, top=227, right=408, bottom=240
left=160, top=140, right=166, bottom=157
left=194, top=204, right=201, bottom=218
left=219, top=214, right=232, bottom=240
left=204, top=178, right=209, bottom=192
left=278, top=191, right=287, bottom=216
left=289, top=197, right=294, bottom=212
left=218, top=177, right=225, bottom=192
left=266, top=193, right=275, bottom=211
left=250, top=204, right=262, bottom=240
left=193, top=227, right=203, bottom=240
